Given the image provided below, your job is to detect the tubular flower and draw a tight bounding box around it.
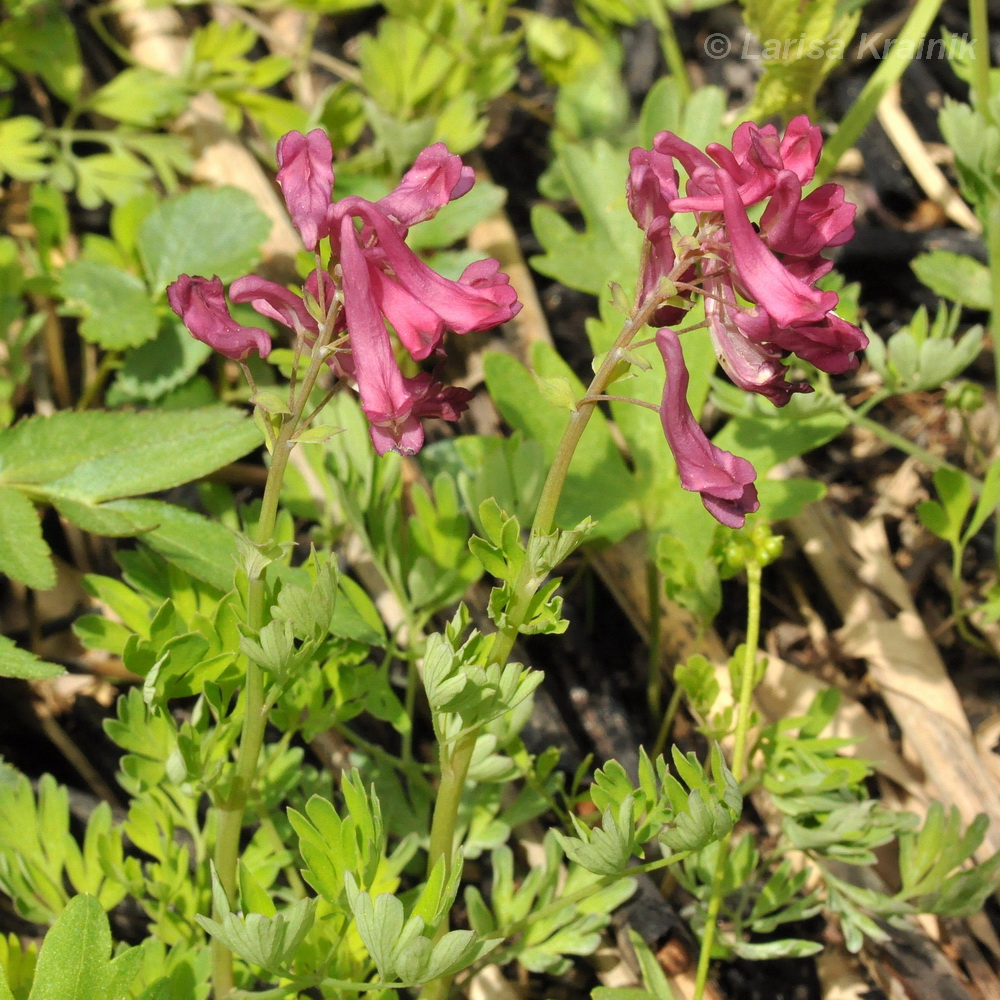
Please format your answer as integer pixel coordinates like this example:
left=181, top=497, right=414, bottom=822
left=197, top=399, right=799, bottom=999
left=627, top=114, right=865, bottom=525
left=168, top=131, right=518, bottom=456
left=276, top=129, right=334, bottom=252
left=656, top=329, right=758, bottom=528
left=167, top=275, right=271, bottom=361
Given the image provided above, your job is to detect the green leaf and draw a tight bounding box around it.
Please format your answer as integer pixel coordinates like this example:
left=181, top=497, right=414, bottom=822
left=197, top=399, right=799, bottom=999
left=0, top=635, right=63, bottom=680
left=0, top=408, right=262, bottom=505
left=530, top=140, right=640, bottom=295
left=70, top=151, right=152, bottom=210
left=138, top=188, right=271, bottom=296
left=0, top=1, right=82, bottom=102
left=932, top=466, right=972, bottom=541
left=106, top=319, right=212, bottom=404
left=88, top=68, right=189, bottom=127
left=963, top=456, right=1000, bottom=543
left=118, top=500, right=238, bottom=592
left=27, top=895, right=142, bottom=1000
left=59, top=260, right=159, bottom=350
left=911, top=250, right=992, bottom=310
left=0, top=485, right=54, bottom=590
left=0, top=117, right=51, bottom=182
left=50, top=496, right=161, bottom=537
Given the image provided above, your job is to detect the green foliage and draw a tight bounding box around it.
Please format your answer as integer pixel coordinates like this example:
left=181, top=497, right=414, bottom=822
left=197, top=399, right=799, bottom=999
left=558, top=746, right=741, bottom=876
left=918, top=461, right=1000, bottom=550
left=356, top=0, right=520, bottom=160
left=467, top=833, right=635, bottom=974
left=197, top=869, right=316, bottom=977
left=0, top=895, right=143, bottom=1000
left=345, top=871, right=499, bottom=984
left=0, top=407, right=261, bottom=590
left=864, top=304, right=983, bottom=395
left=911, top=250, right=992, bottom=310
left=0, top=766, right=126, bottom=924
left=0, top=636, right=63, bottom=681
left=531, top=139, right=639, bottom=294
left=422, top=607, right=544, bottom=737
left=742, top=0, right=862, bottom=120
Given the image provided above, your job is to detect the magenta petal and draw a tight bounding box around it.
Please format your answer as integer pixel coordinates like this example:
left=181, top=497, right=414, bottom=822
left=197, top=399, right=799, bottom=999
left=346, top=205, right=521, bottom=334
left=276, top=129, right=334, bottom=251
left=778, top=115, right=824, bottom=186
left=719, top=171, right=838, bottom=327
left=167, top=275, right=271, bottom=360
left=376, top=142, right=475, bottom=231
left=703, top=267, right=807, bottom=406
left=230, top=275, right=318, bottom=333
left=627, top=147, right=680, bottom=229
left=339, top=217, right=421, bottom=454
left=760, top=176, right=856, bottom=258
left=656, top=328, right=758, bottom=527
left=747, top=311, right=868, bottom=374
left=368, top=265, right=447, bottom=360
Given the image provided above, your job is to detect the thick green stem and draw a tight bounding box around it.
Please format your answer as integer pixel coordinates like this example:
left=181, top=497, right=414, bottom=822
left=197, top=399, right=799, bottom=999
left=969, top=0, right=993, bottom=124
left=968, top=0, right=1000, bottom=566
left=692, top=561, right=762, bottom=1000
left=210, top=310, right=337, bottom=998
left=489, top=307, right=655, bottom=670
left=420, top=293, right=663, bottom=1000
left=816, top=0, right=944, bottom=183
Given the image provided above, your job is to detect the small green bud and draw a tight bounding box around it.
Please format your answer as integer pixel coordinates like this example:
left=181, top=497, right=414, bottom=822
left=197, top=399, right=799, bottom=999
left=944, top=380, right=985, bottom=414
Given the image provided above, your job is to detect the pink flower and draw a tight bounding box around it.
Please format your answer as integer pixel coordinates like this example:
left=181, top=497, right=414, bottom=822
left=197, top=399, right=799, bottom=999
left=657, top=328, right=758, bottom=528
left=338, top=217, right=472, bottom=454
left=374, top=142, right=475, bottom=232
left=172, top=133, right=517, bottom=456
left=717, top=171, right=839, bottom=328
left=330, top=196, right=520, bottom=361
left=276, top=129, right=334, bottom=252
left=229, top=275, right=320, bottom=334
left=166, top=275, right=271, bottom=360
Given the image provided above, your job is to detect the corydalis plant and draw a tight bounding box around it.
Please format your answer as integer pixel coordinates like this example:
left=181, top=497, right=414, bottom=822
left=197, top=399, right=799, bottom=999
left=627, top=115, right=867, bottom=526
left=168, top=130, right=521, bottom=455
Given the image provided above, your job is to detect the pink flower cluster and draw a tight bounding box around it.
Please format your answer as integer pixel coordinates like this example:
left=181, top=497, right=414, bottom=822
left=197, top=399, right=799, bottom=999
left=627, top=116, right=866, bottom=527
left=168, top=130, right=520, bottom=455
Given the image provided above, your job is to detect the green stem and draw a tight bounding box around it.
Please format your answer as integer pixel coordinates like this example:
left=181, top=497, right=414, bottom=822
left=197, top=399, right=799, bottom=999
left=489, top=304, right=657, bottom=670
left=210, top=313, right=338, bottom=998
left=420, top=291, right=664, bottom=1000
left=816, top=0, right=944, bottom=183
left=968, top=0, right=1000, bottom=567
left=692, top=561, right=762, bottom=1000
left=645, top=0, right=691, bottom=103
left=837, top=399, right=979, bottom=487
left=969, top=0, right=993, bottom=123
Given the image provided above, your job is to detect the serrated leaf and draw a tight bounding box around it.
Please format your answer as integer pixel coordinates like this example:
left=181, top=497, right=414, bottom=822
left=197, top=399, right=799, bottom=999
left=138, top=188, right=271, bottom=296
left=0, top=408, right=262, bottom=505
left=0, top=485, right=54, bottom=590
left=106, top=318, right=212, bottom=404
left=0, top=635, right=63, bottom=680
left=27, top=895, right=141, bottom=1000
left=59, top=260, right=159, bottom=350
